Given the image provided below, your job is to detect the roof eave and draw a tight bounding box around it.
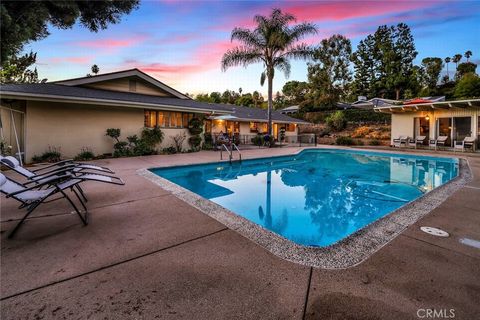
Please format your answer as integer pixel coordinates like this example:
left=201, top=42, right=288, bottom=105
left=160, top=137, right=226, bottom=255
left=0, top=91, right=229, bottom=114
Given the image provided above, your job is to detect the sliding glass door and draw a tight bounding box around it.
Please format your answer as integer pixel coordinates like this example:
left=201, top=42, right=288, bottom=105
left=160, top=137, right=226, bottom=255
left=414, top=117, right=429, bottom=139
left=436, top=116, right=473, bottom=147
left=453, top=117, right=472, bottom=141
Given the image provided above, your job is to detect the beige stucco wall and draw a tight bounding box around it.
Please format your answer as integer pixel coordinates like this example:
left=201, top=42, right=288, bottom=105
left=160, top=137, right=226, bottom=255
left=390, top=108, right=480, bottom=145
left=25, top=101, right=145, bottom=161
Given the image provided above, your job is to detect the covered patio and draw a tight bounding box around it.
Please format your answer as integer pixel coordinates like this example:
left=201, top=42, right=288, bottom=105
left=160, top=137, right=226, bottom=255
left=375, top=99, right=480, bottom=151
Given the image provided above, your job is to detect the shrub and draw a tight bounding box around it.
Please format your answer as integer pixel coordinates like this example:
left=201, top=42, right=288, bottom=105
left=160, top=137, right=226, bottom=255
left=106, top=127, right=164, bottom=157
left=325, top=111, right=347, bottom=131
left=74, top=147, right=95, bottom=161
left=189, top=135, right=202, bottom=150
left=351, top=126, right=372, bottom=138
left=171, top=133, right=187, bottom=152
left=32, top=146, right=62, bottom=163
left=251, top=134, right=264, bottom=146
left=162, top=146, right=177, bottom=154
left=356, top=139, right=364, bottom=146
left=0, top=138, right=12, bottom=156
left=369, top=139, right=381, bottom=146
left=335, top=136, right=355, bottom=146
left=188, top=117, right=203, bottom=135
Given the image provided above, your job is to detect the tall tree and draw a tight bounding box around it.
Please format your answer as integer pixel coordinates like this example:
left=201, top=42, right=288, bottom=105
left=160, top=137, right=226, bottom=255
left=465, top=50, right=473, bottom=62
left=456, top=62, right=477, bottom=78
left=452, top=54, right=463, bottom=70
left=221, top=8, right=317, bottom=135
left=352, top=23, right=417, bottom=100
left=305, top=34, right=352, bottom=109
left=351, top=34, right=376, bottom=98
left=1, top=0, right=138, bottom=83
left=1, top=0, right=139, bottom=64
left=282, top=80, right=309, bottom=105
left=444, top=57, right=451, bottom=80
left=91, top=64, right=100, bottom=75
left=421, top=57, right=443, bottom=90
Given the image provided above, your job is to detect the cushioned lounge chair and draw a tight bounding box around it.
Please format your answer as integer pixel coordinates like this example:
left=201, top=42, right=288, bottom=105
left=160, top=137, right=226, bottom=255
left=454, top=136, right=476, bottom=152
left=393, top=136, right=410, bottom=148
left=414, top=136, right=427, bottom=149
left=429, top=136, right=448, bottom=150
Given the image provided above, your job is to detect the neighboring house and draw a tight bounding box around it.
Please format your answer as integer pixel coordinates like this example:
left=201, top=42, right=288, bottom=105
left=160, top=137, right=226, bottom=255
left=0, top=69, right=307, bottom=162
left=280, top=105, right=299, bottom=114
left=374, top=97, right=480, bottom=147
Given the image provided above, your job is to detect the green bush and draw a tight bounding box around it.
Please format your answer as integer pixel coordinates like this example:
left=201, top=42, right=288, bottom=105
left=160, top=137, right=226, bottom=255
left=188, top=117, right=203, bottom=135
left=162, top=146, right=177, bottom=154
left=106, top=127, right=164, bottom=157
left=325, top=111, right=347, bottom=131
left=356, top=139, right=364, bottom=146
left=188, top=135, right=202, bottom=150
left=454, top=73, right=480, bottom=99
left=335, top=136, right=355, bottom=146
left=32, top=146, right=62, bottom=163
left=74, top=147, right=95, bottom=161
left=251, top=134, right=264, bottom=146
left=369, top=139, right=381, bottom=146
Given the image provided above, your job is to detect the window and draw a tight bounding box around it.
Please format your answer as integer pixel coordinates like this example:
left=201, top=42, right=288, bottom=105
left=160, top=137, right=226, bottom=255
left=249, top=122, right=268, bottom=133
left=144, top=110, right=195, bottom=128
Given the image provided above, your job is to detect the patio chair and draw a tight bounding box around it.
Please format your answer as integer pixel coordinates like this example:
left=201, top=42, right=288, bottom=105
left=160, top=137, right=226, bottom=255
left=393, top=136, right=409, bottom=148
left=454, top=136, right=476, bottom=152
left=413, top=136, right=427, bottom=149
left=0, top=156, right=114, bottom=179
left=429, top=136, right=448, bottom=150
left=0, top=172, right=88, bottom=238
left=1, top=155, right=118, bottom=202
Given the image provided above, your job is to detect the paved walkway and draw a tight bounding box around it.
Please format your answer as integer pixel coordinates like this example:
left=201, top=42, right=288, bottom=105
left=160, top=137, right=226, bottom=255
left=1, top=147, right=479, bottom=319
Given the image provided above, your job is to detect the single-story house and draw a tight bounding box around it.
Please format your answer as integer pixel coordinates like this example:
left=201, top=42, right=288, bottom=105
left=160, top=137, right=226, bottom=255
left=374, top=97, right=480, bottom=148
left=0, top=69, right=308, bottom=162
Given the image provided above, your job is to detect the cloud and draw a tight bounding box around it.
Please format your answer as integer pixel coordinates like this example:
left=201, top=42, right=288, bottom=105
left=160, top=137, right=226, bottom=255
left=75, top=35, right=148, bottom=53
left=43, top=56, right=94, bottom=65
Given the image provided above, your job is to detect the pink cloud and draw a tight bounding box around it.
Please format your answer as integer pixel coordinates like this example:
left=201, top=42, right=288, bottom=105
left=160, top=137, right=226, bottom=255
left=214, top=1, right=440, bottom=32
left=45, top=56, right=94, bottom=64
left=75, top=35, right=148, bottom=53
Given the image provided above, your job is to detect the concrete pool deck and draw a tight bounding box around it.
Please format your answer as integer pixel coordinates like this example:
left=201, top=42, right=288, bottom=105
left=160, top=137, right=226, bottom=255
left=1, top=146, right=479, bottom=319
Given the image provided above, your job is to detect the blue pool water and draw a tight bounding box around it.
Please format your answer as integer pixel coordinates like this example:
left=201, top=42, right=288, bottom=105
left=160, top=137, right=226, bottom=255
left=151, top=149, right=458, bottom=247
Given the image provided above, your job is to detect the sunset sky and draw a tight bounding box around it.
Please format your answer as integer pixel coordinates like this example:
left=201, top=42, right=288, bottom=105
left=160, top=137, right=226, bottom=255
left=27, top=0, right=480, bottom=96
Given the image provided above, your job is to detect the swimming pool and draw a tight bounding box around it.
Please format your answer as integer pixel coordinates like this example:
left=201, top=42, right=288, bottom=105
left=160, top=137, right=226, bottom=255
left=150, top=149, right=458, bottom=247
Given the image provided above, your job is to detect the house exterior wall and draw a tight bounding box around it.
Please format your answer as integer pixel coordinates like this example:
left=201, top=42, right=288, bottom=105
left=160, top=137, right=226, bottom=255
left=390, top=107, right=480, bottom=145
left=23, top=101, right=205, bottom=162
left=25, top=101, right=145, bottom=161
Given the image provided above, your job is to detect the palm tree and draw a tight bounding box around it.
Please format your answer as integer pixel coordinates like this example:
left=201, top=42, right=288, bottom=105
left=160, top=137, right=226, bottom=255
left=452, top=54, right=462, bottom=70
left=91, top=64, right=99, bottom=75
left=222, top=8, right=317, bottom=135
left=444, top=57, right=451, bottom=79
left=465, top=50, right=472, bottom=62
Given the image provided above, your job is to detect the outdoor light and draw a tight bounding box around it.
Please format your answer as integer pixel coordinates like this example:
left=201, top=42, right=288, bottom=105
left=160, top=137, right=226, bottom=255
left=425, top=115, right=430, bottom=121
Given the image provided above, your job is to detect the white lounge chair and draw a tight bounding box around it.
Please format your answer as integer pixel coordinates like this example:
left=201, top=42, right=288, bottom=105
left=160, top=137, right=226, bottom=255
left=454, top=136, right=476, bottom=152
left=414, top=136, right=427, bottom=149
left=429, top=136, right=448, bottom=150
left=393, top=136, right=410, bottom=148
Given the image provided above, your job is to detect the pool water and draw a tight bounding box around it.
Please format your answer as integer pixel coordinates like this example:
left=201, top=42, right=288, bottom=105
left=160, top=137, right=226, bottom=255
left=151, top=149, right=458, bottom=247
